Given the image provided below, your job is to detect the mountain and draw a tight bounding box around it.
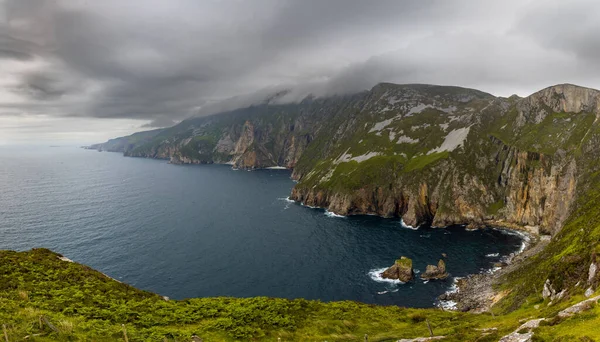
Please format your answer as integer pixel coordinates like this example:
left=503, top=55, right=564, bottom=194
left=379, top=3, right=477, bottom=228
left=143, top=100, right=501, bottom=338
left=91, top=83, right=596, bottom=233
left=10, top=81, right=600, bottom=340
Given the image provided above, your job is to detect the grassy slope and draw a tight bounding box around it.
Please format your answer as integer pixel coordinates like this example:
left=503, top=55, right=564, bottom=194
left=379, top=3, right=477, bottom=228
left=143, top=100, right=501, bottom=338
left=1, top=249, right=600, bottom=341
left=25, top=85, right=600, bottom=340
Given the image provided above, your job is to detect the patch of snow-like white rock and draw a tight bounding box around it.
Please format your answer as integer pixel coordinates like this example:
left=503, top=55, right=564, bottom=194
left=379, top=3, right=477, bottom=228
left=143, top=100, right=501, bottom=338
left=405, top=103, right=432, bottom=116
left=499, top=318, right=545, bottom=342
left=369, top=117, right=397, bottom=133
left=429, top=126, right=471, bottom=154
left=588, top=263, right=597, bottom=283
left=405, top=103, right=457, bottom=117
left=334, top=149, right=382, bottom=164
left=388, top=131, right=396, bottom=142
left=319, top=168, right=335, bottom=183
left=558, top=295, right=600, bottom=318
left=411, top=124, right=431, bottom=131
left=396, top=337, right=445, bottom=342
left=350, top=152, right=382, bottom=162
left=396, top=135, right=419, bottom=144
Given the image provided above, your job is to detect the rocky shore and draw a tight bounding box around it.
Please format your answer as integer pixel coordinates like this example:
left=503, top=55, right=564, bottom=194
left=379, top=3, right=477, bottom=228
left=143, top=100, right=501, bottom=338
left=439, top=230, right=548, bottom=312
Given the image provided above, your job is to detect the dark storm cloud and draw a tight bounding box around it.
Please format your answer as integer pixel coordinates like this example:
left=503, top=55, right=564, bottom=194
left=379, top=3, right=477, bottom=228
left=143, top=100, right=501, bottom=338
left=1, top=0, right=600, bottom=132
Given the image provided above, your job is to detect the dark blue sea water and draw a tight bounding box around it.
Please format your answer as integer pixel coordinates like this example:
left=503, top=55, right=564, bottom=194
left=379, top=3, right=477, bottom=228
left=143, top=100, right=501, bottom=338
left=0, top=146, right=523, bottom=307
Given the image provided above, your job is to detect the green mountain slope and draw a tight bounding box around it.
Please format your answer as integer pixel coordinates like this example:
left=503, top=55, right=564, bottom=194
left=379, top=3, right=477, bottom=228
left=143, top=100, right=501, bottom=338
left=75, top=82, right=600, bottom=340
left=1, top=248, right=600, bottom=341
left=91, top=83, right=597, bottom=232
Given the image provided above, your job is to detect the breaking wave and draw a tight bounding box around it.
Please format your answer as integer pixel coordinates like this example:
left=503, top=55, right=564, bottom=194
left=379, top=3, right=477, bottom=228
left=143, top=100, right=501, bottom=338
left=400, top=218, right=419, bottom=230
left=368, top=267, right=406, bottom=285
left=325, top=210, right=346, bottom=218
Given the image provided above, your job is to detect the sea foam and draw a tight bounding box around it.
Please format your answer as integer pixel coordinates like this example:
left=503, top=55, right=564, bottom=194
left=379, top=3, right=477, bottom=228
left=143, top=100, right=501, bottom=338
left=325, top=210, right=346, bottom=218
left=368, top=267, right=406, bottom=285
left=400, top=218, right=419, bottom=230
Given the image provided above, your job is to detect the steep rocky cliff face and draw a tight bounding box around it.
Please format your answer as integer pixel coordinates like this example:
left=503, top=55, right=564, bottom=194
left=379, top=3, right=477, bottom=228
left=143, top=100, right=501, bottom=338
left=99, top=96, right=362, bottom=170
left=92, top=83, right=600, bottom=235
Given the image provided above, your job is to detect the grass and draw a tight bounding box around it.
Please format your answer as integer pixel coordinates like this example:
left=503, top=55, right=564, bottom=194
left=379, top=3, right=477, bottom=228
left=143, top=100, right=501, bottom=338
left=403, top=151, right=449, bottom=172
left=3, top=248, right=600, bottom=341
left=0, top=248, right=491, bottom=341
left=396, top=257, right=413, bottom=269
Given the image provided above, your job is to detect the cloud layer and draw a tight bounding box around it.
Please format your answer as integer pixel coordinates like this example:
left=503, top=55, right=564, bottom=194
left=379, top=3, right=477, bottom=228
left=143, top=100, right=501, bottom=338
left=1, top=0, right=600, bottom=143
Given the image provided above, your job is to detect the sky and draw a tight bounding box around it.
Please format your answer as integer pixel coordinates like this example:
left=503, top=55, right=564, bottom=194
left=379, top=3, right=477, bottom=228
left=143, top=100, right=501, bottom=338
left=1, top=0, right=599, bottom=145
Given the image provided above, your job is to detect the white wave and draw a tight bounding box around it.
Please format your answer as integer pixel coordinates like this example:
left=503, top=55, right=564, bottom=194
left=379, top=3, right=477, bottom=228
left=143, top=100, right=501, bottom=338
left=438, top=299, right=457, bottom=310
left=266, top=166, right=287, bottom=169
left=377, top=289, right=399, bottom=295
left=368, top=267, right=406, bottom=285
left=436, top=277, right=462, bottom=310
left=277, top=197, right=295, bottom=209
left=414, top=269, right=421, bottom=274
left=419, top=234, right=431, bottom=238
left=486, top=266, right=502, bottom=274
left=486, top=253, right=500, bottom=257
left=299, top=202, right=319, bottom=209
left=493, top=227, right=531, bottom=260
left=400, top=218, right=419, bottom=230
left=325, top=210, right=346, bottom=218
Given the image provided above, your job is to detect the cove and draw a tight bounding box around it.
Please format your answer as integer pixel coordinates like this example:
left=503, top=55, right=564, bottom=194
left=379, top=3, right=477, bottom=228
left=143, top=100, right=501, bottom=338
left=0, top=146, right=523, bottom=307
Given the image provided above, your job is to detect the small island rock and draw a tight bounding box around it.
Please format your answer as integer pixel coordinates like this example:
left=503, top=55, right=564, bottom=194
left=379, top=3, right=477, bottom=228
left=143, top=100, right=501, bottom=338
left=421, top=259, right=449, bottom=280
left=381, top=256, right=414, bottom=282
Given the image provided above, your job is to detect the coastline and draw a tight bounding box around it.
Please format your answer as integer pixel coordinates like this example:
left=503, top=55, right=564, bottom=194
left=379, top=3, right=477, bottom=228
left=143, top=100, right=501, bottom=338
left=292, top=194, right=539, bottom=312
left=85, top=148, right=547, bottom=312
left=439, top=228, right=549, bottom=312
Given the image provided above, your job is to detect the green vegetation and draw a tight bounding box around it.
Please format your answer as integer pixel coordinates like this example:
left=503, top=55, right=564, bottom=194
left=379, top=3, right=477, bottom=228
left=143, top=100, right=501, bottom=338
left=396, top=256, right=413, bottom=269
left=0, top=249, right=489, bottom=341
left=78, top=83, right=600, bottom=340
left=403, top=151, right=449, bottom=172
left=3, top=249, right=600, bottom=341
left=486, top=200, right=504, bottom=216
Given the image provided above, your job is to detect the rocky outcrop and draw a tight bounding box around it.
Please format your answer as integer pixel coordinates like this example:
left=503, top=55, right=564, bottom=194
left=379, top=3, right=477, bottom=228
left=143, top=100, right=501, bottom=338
left=517, top=84, right=600, bottom=125
left=498, top=318, right=545, bottom=342
left=542, top=279, right=566, bottom=303
left=290, top=133, right=578, bottom=234
left=94, top=82, right=600, bottom=236
left=421, top=260, right=448, bottom=280
left=381, top=257, right=414, bottom=282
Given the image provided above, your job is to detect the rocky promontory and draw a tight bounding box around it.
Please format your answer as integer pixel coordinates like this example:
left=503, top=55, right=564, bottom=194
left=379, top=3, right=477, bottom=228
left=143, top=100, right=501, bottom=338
left=381, top=256, right=414, bottom=282
left=421, top=259, right=448, bottom=280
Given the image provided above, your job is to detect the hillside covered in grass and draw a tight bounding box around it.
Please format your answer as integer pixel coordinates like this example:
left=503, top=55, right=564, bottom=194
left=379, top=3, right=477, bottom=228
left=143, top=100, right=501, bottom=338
left=1, top=248, right=600, bottom=341
left=75, top=82, right=600, bottom=340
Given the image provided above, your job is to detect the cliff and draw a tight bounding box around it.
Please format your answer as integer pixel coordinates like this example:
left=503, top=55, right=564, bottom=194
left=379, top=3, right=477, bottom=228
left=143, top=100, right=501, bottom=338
left=91, top=83, right=600, bottom=235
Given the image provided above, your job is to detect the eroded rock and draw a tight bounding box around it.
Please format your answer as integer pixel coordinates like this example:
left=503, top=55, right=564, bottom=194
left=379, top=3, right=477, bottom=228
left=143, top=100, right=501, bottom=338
left=421, top=259, right=448, bottom=280
left=381, top=256, right=414, bottom=282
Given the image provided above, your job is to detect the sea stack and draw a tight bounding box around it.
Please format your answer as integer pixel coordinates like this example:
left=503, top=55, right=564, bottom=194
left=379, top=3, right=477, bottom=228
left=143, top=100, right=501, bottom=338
left=421, top=259, right=449, bottom=280
left=381, top=256, right=414, bottom=282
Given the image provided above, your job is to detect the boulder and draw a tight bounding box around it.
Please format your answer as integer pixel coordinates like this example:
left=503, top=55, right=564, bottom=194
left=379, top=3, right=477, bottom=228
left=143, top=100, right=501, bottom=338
left=588, top=263, right=597, bottom=283
left=421, top=259, right=449, bottom=280
left=381, top=256, right=414, bottom=282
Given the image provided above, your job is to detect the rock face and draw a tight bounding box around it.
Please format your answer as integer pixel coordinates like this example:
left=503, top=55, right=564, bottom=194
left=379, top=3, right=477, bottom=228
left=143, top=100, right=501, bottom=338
left=421, top=260, right=448, bottom=280
left=92, top=82, right=600, bottom=236
left=516, top=84, right=600, bottom=126
left=381, top=257, right=414, bottom=282
left=542, top=279, right=567, bottom=302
